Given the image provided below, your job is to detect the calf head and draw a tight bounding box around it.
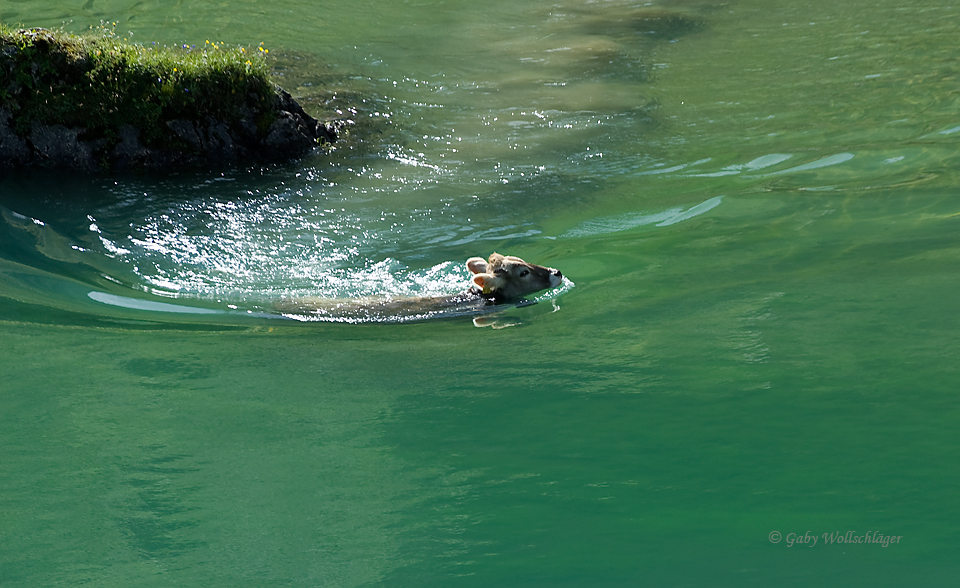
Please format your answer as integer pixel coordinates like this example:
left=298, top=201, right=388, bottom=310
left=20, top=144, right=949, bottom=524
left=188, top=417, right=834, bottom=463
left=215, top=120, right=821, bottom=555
left=466, top=253, right=563, bottom=302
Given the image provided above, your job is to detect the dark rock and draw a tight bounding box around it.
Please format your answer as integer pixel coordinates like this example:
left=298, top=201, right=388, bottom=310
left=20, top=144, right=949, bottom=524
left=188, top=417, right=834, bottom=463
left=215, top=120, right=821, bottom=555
left=0, top=87, right=345, bottom=173
left=265, top=111, right=314, bottom=153
left=110, top=125, right=151, bottom=170
left=263, top=89, right=333, bottom=155
left=0, top=108, right=30, bottom=168
left=29, top=122, right=100, bottom=171
left=199, top=117, right=240, bottom=161
left=165, top=119, right=203, bottom=151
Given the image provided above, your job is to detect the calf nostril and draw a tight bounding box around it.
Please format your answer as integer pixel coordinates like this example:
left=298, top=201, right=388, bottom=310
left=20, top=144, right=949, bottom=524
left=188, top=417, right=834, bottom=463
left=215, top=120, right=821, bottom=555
left=552, top=269, right=562, bottom=278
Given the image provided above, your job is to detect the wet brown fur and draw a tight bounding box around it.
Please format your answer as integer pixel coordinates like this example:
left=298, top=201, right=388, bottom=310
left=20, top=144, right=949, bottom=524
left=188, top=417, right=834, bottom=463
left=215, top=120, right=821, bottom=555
left=277, top=252, right=562, bottom=321
left=467, top=253, right=563, bottom=302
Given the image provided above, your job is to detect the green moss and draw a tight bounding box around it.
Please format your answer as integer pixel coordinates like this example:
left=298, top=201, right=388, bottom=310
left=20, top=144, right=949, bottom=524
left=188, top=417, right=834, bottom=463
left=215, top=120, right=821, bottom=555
left=0, top=23, right=276, bottom=148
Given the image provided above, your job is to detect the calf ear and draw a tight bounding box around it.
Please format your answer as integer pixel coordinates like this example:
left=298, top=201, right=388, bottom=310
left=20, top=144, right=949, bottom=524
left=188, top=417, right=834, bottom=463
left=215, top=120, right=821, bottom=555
left=472, top=273, right=503, bottom=293
left=466, top=257, right=488, bottom=274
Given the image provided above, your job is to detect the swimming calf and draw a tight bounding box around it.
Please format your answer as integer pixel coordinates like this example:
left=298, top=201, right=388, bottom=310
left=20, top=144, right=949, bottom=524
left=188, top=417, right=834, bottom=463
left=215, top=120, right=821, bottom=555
left=277, top=252, right=564, bottom=322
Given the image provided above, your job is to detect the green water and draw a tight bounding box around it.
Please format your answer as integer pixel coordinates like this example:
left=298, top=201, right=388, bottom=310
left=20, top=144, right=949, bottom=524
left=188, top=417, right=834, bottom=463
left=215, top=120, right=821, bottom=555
left=2, top=0, right=960, bottom=585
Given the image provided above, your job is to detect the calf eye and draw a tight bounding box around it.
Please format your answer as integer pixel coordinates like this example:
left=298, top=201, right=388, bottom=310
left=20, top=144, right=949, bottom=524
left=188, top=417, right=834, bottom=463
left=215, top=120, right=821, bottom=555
left=519, top=269, right=529, bottom=277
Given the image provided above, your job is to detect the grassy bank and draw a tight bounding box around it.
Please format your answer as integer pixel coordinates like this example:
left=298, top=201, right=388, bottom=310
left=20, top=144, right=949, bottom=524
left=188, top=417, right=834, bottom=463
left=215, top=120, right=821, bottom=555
left=0, top=23, right=277, bottom=148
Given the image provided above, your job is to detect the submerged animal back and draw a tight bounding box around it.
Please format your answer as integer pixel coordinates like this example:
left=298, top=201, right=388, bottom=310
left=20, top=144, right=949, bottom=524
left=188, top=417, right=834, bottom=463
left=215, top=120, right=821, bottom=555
left=276, top=291, right=492, bottom=322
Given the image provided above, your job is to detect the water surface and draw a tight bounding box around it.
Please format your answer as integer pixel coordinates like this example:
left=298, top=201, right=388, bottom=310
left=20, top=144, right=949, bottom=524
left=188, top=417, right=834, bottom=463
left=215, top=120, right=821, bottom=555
left=2, top=0, right=960, bottom=585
